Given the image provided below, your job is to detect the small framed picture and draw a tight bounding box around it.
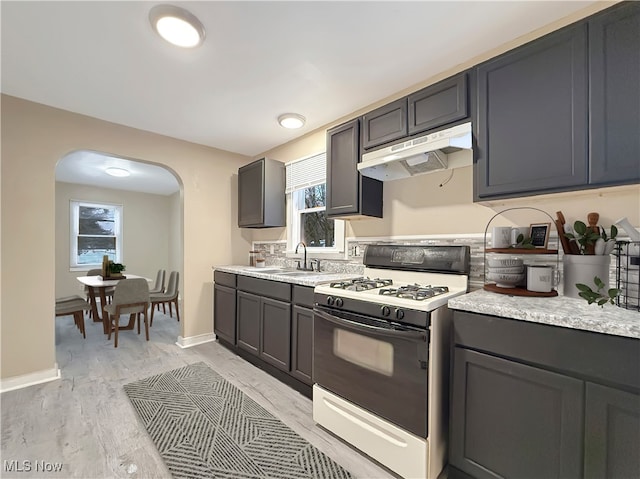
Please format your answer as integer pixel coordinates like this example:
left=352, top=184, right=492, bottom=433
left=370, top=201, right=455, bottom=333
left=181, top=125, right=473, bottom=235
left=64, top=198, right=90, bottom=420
left=529, top=223, right=551, bottom=249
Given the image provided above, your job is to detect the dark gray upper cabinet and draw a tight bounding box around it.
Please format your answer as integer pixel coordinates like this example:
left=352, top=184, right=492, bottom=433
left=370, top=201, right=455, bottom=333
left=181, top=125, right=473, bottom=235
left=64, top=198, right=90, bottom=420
left=408, top=72, right=469, bottom=136
left=589, top=2, right=640, bottom=185
left=238, top=158, right=285, bottom=228
left=326, top=119, right=383, bottom=219
left=361, top=98, right=407, bottom=150
left=475, top=23, right=589, bottom=200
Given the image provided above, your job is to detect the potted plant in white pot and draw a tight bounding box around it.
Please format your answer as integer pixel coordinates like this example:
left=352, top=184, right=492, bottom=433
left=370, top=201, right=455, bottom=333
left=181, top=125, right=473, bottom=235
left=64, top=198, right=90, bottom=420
left=563, top=213, right=618, bottom=305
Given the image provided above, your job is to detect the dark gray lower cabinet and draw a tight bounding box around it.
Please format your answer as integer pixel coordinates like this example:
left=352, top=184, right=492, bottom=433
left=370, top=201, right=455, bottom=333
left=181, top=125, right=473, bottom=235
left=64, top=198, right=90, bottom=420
left=291, top=305, right=313, bottom=385
left=237, top=291, right=260, bottom=355
left=260, top=297, right=291, bottom=372
left=237, top=290, right=291, bottom=373
left=213, top=284, right=236, bottom=344
left=451, top=347, right=584, bottom=479
left=585, top=383, right=640, bottom=478
left=451, top=310, right=640, bottom=479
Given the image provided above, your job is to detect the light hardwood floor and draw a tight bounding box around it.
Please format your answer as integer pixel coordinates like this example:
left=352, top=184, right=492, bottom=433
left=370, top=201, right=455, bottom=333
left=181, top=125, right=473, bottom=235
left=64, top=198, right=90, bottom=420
left=1, top=309, right=397, bottom=479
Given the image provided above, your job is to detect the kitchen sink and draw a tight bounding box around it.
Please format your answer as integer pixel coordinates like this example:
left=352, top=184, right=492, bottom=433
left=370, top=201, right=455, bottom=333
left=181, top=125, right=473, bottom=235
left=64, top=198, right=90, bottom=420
left=276, top=270, right=329, bottom=277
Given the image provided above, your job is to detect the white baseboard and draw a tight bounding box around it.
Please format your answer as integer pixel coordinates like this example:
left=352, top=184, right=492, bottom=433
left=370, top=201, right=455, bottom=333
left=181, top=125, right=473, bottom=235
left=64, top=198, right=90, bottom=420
left=176, top=333, right=216, bottom=349
left=1, top=365, right=61, bottom=393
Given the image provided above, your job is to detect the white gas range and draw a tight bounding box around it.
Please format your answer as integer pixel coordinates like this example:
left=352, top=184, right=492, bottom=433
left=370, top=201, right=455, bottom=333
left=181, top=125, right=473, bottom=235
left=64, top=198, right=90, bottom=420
left=312, top=244, right=470, bottom=479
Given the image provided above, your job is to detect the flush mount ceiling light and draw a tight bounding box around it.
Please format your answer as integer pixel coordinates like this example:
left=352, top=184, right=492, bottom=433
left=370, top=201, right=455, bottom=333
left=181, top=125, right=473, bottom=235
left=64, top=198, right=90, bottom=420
left=278, top=113, right=306, bottom=129
left=105, top=167, right=131, bottom=178
left=149, top=4, right=205, bottom=48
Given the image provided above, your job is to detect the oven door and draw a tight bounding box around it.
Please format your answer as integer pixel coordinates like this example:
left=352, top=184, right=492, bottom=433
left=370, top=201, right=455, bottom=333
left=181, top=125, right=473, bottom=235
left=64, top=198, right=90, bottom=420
left=313, top=304, right=429, bottom=437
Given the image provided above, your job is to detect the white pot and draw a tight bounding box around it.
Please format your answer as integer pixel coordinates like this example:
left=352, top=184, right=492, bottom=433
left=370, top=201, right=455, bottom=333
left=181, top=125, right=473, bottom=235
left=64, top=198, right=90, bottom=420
left=562, top=254, right=611, bottom=299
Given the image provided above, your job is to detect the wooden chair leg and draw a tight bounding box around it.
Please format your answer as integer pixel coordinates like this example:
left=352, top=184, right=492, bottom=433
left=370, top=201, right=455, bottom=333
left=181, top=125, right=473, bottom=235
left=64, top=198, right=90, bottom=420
left=150, top=304, right=155, bottom=326
left=75, top=311, right=86, bottom=338
left=137, top=313, right=141, bottom=334
left=114, top=315, right=119, bottom=348
left=174, top=299, right=180, bottom=322
left=168, top=301, right=173, bottom=317
left=107, top=314, right=112, bottom=340
left=162, top=302, right=166, bottom=314
left=144, top=311, right=150, bottom=341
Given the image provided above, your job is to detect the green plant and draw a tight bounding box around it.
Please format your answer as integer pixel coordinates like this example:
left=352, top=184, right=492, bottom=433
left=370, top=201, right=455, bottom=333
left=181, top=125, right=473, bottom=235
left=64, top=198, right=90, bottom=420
left=109, top=262, right=126, bottom=274
left=565, top=221, right=618, bottom=254
left=511, top=234, right=535, bottom=249
left=576, top=276, right=619, bottom=307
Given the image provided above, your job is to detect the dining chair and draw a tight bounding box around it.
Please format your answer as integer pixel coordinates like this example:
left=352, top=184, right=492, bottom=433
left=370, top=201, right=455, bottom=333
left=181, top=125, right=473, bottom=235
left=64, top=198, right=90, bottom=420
left=104, top=278, right=150, bottom=348
left=149, top=269, right=166, bottom=295
left=55, top=297, right=90, bottom=338
left=149, top=271, right=180, bottom=326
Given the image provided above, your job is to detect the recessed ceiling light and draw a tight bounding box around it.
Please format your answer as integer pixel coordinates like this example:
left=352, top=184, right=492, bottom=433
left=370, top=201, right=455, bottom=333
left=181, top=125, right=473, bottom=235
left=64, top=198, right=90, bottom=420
left=149, top=4, right=205, bottom=48
left=278, top=113, right=306, bottom=129
left=105, top=167, right=131, bottom=178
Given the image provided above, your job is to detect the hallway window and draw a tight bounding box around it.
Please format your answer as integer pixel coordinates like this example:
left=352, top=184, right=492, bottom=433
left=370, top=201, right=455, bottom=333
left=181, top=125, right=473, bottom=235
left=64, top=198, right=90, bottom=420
left=70, top=200, right=122, bottom=269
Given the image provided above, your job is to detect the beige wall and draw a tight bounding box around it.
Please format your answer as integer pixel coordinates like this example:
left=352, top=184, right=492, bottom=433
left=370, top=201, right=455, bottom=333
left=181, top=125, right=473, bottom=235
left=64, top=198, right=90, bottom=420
left=1, top=95, right=251, bottom=380
left=251, top=1, right=639, bottom=243
left=55, top=182, right=175, bottom=298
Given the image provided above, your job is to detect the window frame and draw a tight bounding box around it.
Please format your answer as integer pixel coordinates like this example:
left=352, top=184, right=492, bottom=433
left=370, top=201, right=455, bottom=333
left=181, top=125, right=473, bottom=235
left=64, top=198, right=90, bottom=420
left=287, top=184, right=345, bottom=257
left=69, top=200, right=123, bottom=271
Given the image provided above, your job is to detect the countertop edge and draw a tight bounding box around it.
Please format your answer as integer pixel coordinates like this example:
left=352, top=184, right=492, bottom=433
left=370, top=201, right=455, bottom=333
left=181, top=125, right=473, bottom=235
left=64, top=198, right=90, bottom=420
left=213, top=265, right=362, bottom=287
left=448, top=290, right=640, bottom=340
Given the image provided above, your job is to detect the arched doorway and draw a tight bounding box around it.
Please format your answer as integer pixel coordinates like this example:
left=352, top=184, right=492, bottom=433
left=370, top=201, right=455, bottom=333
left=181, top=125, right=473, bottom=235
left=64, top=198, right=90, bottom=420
left=54, top=150, right=183, bottom=350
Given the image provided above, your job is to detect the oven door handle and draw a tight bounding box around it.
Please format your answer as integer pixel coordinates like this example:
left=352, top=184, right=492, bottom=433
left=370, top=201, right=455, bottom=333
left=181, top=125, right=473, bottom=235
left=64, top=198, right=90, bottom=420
left=314, top=308, right=427, bottom=342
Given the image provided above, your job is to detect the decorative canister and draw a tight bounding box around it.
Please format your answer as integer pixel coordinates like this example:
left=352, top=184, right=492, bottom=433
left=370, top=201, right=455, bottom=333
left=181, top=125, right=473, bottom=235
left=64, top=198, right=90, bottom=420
left=562, top=254, right=611, bottom=299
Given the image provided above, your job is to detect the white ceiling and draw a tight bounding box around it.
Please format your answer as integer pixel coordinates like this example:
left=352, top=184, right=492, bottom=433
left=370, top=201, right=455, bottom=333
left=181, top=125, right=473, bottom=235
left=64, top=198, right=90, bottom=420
left=2, top=1, right=598, bottom=194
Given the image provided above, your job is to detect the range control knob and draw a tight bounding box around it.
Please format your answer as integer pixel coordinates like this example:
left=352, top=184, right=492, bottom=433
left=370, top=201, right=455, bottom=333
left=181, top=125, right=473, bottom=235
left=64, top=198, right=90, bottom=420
left=381, top=305, right=391, bottom=317
left=327, top=296, right=335, bottom=306
left=335, top=298, right=344, bottom=308
left=395, top=308, right=405, bottom=320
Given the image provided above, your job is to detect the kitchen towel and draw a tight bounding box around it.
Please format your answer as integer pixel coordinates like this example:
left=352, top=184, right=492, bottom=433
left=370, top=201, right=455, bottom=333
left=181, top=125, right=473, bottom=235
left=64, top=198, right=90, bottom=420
left=124, top=362, right=352, bottom=479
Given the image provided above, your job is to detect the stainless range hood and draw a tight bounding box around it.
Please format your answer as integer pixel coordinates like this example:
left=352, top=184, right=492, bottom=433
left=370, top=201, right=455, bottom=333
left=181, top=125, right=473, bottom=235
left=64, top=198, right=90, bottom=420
left=358, top=122, right=472, bottom=181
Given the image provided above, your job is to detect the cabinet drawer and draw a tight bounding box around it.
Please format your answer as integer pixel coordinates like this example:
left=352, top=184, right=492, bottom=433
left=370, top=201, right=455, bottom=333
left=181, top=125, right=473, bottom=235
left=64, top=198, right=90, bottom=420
left=214, top=270, right=236, bottom=288
left=292, top=285, right=314, bottom=308
left=237, top=275, right=291, bottom=302
left=453, top=311, right=640, bottom=391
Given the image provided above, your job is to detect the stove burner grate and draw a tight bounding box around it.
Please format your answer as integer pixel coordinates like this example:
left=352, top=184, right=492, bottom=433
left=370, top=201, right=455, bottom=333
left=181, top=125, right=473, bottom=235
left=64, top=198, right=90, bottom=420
left=329, top=277, right=393, bottom=291
left=379, top=284, right=449, bottom=301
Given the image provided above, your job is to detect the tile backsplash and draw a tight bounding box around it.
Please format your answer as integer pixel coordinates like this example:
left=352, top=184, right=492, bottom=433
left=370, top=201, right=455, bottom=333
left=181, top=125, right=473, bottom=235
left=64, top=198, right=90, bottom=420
left=253, top=233, right=621, bottom=292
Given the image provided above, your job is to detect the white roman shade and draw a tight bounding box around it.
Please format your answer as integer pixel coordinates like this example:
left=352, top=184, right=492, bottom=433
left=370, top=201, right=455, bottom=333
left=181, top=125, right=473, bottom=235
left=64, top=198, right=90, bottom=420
left=285, top=152, right=326, bottom=193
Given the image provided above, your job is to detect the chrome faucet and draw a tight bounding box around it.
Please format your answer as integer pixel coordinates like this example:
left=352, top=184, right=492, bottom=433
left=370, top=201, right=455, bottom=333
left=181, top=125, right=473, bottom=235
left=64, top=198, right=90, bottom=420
left=295, top=241, right=311, bottom=271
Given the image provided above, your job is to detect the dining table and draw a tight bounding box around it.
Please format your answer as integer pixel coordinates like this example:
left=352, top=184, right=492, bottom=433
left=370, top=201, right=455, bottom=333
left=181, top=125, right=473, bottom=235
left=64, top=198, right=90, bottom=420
left=76, top=274, right=151, bottom=334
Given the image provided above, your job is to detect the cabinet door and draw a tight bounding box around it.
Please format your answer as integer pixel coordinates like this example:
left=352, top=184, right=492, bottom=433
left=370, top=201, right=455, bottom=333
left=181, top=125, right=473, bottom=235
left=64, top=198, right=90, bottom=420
left=589, top=2, right=640, bottom=185
left=291, top=305, right=313, bottom=385
left=238, top=160, right=264, bottom=227
left=361, top=98, right=407, bottom=150
left=450, top=347, right=584, bottom=479
left=475, top=24, right=588, bottom=199
left=408, top=72, right=468, bottom=135
left=260, top=297, right=291, bottom=372
left=585, top=382, right=640, bottom=478
left=236, top=291, right=260, bottom=356
left=213, top=284, right=236, bottom=344
left=326, top=119, right=360, bottom=217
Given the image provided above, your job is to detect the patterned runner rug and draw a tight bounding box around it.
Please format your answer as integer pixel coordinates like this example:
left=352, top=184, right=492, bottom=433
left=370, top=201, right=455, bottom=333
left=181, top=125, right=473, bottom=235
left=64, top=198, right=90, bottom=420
left=124, top=362, right=353, bottom=479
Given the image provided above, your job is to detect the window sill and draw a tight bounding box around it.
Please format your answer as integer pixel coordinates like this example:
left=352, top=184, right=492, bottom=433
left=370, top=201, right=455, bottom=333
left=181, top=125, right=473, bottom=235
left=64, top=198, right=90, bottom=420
left=286, top=250, right=347, bottom=261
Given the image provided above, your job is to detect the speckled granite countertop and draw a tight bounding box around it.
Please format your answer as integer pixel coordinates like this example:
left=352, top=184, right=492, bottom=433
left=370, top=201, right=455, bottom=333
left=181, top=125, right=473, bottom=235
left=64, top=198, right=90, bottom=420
left=449, top=290, right=640, bottom=339
left=213, top=265, right=362, bottom=287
